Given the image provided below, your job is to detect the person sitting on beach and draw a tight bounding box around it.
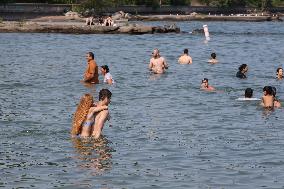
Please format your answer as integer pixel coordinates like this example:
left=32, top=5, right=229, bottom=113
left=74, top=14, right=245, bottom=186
left=86, top=17, right=94, bottom=26
left=208, top=53, right=218, bottom=64
left=272, top=87, right=281, bottom=108
left=104, top=16, right=113, bottom=26
left=149, top=48, right=168, bottom=74
left=84, top=52, right=99, bottom=84
left=200, top=78, right=215, bottom=91
left=261, top=86, right=274, bottom=109
left=178, top=49, right=192, bottom=64
left=236, top=64, right=248, bottom=79
left=236, top=88, right=259, bottom=101
left=276, top=67, right=283, bottom=80
left=99, top=17, right=104, bottom=25
left=71, top=89, right=112, bottom=139
left=101, top=65, right=114, bottom=85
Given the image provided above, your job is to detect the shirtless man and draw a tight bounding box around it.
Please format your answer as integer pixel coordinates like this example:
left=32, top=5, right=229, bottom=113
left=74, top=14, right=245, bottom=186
left=208, top=53, right=218, bottom=64
left=149, top=48, right=168, bottom=74
left=84, top=52, right=99, bottom=84
left=92, top=89, right=112, bottom=139
left=178, top=49, right=192, bottom=64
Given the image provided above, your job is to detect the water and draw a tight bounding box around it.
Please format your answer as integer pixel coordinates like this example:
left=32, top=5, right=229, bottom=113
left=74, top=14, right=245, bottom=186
left=0, top=21, right=284, bottom=188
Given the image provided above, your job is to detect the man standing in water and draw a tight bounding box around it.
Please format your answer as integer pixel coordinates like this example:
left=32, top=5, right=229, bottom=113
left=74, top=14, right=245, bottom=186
left=149, top=48, right=168, bottom=74
left=84, top=52, right=99, bottom=84
left=178, top=49, right=192, bottom=64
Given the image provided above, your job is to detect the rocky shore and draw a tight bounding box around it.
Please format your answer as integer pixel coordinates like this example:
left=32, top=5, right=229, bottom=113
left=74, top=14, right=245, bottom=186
left=0, top=20, right=180, bottom=34
left=132, top=14, right=282, bottom=22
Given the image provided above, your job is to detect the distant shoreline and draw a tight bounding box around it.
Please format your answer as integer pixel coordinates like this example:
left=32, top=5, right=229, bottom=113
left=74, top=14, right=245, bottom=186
left=0, top=14, right=282, bottom=35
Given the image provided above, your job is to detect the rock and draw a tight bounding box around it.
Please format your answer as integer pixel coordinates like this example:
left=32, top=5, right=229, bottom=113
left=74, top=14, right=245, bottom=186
left=118, top=26, right=134, bottom=33
left=65, top=11, right=80, bottom=18
left=191, top=28, right=204, bottom=34
left=164, top=24, right=180, bottom=33
left=133, top=25, right=153, bottom=34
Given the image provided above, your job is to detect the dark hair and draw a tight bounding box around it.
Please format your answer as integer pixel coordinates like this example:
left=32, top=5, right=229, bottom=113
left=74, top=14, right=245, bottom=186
left=245, top=88, right=253, bottom=98
left=87, top=52, right=94, bottom=59
left=239, top=64, right=247, bottom=71
left=99, top=89, right=112, bottom=101
left=272, top=87, right=277, bottom=97
left=101, top=65, right=109, bottom=73
left=277, top=67, right=283, bottom=73
left=211, top=53, right=216, bottom=59
left=202, top=78, right=208, bottom=83
left=263, top=86, right=273, bottom=95
left=184, top=49, right=188, bottom=54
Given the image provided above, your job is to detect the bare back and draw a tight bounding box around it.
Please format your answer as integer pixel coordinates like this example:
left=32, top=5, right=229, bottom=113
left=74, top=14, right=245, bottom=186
left=149, top=57, right=168, bottom=74
left=178, top=54, right=192, bottom=64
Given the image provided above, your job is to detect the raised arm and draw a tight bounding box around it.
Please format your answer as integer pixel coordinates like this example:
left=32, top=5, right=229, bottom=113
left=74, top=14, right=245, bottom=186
left=89, top=105, right=108, bottom=116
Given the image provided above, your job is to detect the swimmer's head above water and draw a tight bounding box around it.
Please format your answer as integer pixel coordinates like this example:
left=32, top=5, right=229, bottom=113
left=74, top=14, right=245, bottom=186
left=211, top=53, right=216, bottom=59
left=245, top=88, right=253, bottom=98
left=152, top=48, right=160, bottom=58
left=239, top=64, right=248, bottom=73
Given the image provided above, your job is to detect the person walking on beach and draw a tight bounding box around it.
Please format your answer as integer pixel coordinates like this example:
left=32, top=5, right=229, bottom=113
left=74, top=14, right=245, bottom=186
left=178, top=49, right=192, bottom=64
left=149, top=48, right=168, bottom=74
left=71, top=89, right=112, bottom=139
left=84, top=52, right=99, bottom=84
left=236, top=64, right=248, bottom=79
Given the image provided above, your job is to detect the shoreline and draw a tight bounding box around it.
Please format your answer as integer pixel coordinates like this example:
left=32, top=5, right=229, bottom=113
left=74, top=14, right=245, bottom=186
left=0, top=14, right=282, bottom=35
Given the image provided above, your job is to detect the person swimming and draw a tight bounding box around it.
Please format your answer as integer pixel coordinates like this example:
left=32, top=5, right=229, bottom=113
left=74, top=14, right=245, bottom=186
left=236, top=88, right=260, bottom=101
left=208, top=53, right=218, bottom=64
left=261, top=86, right=274, bottom=109
left=236, top=64, right=248, bottom=79
left=276, top=67, right=283, bottom=80
left=200, top=78, right=215, bottom=91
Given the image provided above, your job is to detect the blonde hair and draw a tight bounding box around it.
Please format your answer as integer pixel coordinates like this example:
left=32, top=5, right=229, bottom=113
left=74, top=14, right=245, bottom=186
left=71, top=94, right=94, bottom=136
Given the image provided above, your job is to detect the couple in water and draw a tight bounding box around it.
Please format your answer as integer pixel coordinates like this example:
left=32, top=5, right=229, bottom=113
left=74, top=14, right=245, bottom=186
left=71, top=89, right=112, bottom=139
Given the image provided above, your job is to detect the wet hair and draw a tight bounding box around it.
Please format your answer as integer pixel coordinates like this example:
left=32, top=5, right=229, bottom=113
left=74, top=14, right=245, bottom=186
left=245, top=88, right=253, bottom=98
left=202, top=78, right=208, bottom=83
left=184, top=49, right=188, bottom=54
left=99, top=89, right=112, bottom=101
left=87, top=52, right=94, bottom=59
left=263, top=86, right=273, bottom=95
left=71, top=94, right=94, bottom=136
left=239, top=64, right=247, bottom=72
left=272, top=87, right=277, bottom=97
left=211, top=53, right=216, bottom=59
left=277, top=67, right=283, bottom=73
left=101, top=65, right=109, bottom=73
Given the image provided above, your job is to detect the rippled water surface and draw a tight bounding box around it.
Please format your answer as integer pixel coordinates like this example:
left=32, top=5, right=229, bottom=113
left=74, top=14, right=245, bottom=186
left=1, top=21, right=284, bottom=188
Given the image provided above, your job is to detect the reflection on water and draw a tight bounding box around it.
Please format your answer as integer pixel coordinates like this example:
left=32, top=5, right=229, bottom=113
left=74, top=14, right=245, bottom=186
left=72, top=136, right=114, bottom=175
left=1, top=21, right=284, bottom=188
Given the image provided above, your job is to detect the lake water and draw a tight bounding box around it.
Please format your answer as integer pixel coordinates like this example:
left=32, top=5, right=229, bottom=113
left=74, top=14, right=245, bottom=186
left=0, top=21, right=284, bottom=189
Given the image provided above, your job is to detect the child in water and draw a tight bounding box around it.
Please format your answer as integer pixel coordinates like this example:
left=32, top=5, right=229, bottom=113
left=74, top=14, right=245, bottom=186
left=200, top=78, right=215, bottom=91
left=236, top=88, right=259, bottom=101
left=71, top=89, right=112, bottom=139
left=272, top=87, right=281, bottom=108
left=261, top=86, right=274, bottom=108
